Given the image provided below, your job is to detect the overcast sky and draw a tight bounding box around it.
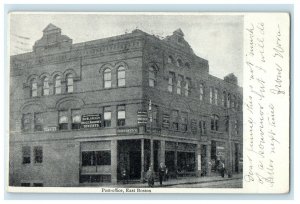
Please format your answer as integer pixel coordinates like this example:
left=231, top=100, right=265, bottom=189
left=10, top=13, right=244, bottom=85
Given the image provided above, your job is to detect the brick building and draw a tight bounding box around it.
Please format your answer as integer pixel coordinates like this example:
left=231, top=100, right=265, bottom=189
left=9, top=24, right=243, bottom=187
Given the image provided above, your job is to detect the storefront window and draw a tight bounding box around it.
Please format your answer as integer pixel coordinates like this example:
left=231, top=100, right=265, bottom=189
left=82, top=151, right=111, bottom=166
left=177, top=152, right=195, bottom=172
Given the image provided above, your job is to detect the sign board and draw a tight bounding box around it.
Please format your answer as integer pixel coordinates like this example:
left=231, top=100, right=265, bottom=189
left=81, top=114, right=101, bottom=128
left=44, top=126, right=57, bottom=132
left=191, top=119, right=197, bottom=134
left=137, top=110, right=148, bottom=124
left=117, top=127, right=139, bottom=134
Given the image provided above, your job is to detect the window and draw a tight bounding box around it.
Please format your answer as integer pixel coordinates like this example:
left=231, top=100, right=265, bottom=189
left=177, top=75, right=183, bottom=95
left=168, top=72, right=175, bottom=93
left=199, top=120, right=207, bottom=135
left=104, top=69, right=112, bottom=88
left=185, top=62, right=190, bottom=69
left=222, top=91, right=227, bottom=107
left=31, top=79, right=38, bottom=97
left=34, top=113, right=43, bottom=131
left=185, top=78, right=191, bottom=97
left=199, top=84, right=204, bottom=101
left=168, top=56, right=174, bottom=64
left=152, top=105, right=159, bottom=127
left=33, top=183, right=43, bottom=187
left=34, top=146, right=43, bottom=163
left=21, top=183, right=30, bottom=187
left=82, top=151, right=111, bottom=166
left=117, top=105, right=126, bottom=126
left=181, top=112, right=188, bottom=132
left=22, top=113, right=32, bottom=132
left=209, top=87, right=213, bottom=104
left=177, top=58, right=183, bottom=67
left=59, top=110, right=69, bottom=130
left=66, top=74, right=74, bottom=93
left=149, top=66, right=156, bottom=87
left=172, top=110, right=179, bottom=131
left=103, top=106, right=111, bottom=127
left=22, top=146, right=31, bottom=164
left=117, top=66, right=126, bottom=87
left=214, top=89, right=218, bottom=105
left=72, top=109, right=81, bottom=129
left=54, top=75, right=61, bottom=94
left=232, top=95, right=236, bottom=109
left=42, top=77, right=49, bottom=96
left=227, top=93, right=231, bottom=108
left=211, top=115, right=219, bottom=131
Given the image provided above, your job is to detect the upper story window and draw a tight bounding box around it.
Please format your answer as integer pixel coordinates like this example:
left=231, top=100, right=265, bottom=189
left=227, top=93, right=231, bottom=108
left=210, top=115, right=219, bottom=131
left=59, top=110, right=69, bottom=130
left=42, top=77, right=49, bottom=96
left=22, top=113, right=32, bottom=132
left=181, top=112, right=188, bottom=132
left=168, top=72, right=175, bottom=93
left=71, top=109, right=81, bottom=130
left=152, top=105, right=159, bottom=127
left=209, top=87, right=213, bottom=104
left=185, top=62, right=190, bottom=69
left=199, top=120, right=207, bottom=135
left=225, top=116, right=229, bottom=132
left=117, top=66, right=126, bottom=87
left=117, top=105, right=126, bottom=126
left=185, top=78, right=191, bottom=97
left=66, top=74, right=74, bottom=93
left=103, top=106, right=111, bottom=127
left=172, top=110, right=179, bottom=131
left=199, top=84, right=204, bottom=101
left=34, top=146, right=43, bottom=164
left=232, top=95, right=236, bottom=109
left=168, top=55, right=174, bottom=64
left=177, top=75, right=183, bottom=95
left=234, top=120, right=239, bottom=135
left=22, top=146, right=31, bottom=164
left=54, top=75, right=62, bottom=95
left=104, top=69, right=112, bottom=88
left=222, top=91, right=227, bottom=107
left=34, top=113, right=43, bottom=131
left=149, top=66, right=156, bottom=87
left=177, top=58, right=183, bottom=67
left=214, top=89, right=219, bottom=105
left=30, top=79, right=38, bottom=97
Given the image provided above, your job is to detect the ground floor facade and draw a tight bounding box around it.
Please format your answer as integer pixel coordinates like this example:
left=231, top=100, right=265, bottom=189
left=9, top=133, right=242, bottom=187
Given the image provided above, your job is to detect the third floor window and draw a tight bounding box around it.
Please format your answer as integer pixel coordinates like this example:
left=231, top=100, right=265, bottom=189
left=104, top=69, right=112, bottom=88
left=117, top=66, right=126, bottom=87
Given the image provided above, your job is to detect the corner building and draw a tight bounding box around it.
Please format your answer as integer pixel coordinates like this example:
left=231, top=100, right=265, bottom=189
left=9, top=24, right=243, bottom=187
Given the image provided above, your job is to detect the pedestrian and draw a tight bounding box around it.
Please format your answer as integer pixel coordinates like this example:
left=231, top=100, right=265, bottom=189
left=146, top=167, right=154, bottom=187
left=220, top=161, right=225, bottom=178
left=121, top=167, right=128, bottom=184
left=165, top=167, right=169, bottom=181
left=158, top=162, right=166, bottom=186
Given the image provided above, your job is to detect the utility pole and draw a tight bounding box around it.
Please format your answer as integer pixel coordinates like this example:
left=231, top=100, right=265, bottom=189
left=149, top=100, right=154, bottom=171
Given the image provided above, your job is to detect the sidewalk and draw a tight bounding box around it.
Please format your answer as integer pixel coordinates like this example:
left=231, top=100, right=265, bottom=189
left=100, top=173, right=243, bottom=188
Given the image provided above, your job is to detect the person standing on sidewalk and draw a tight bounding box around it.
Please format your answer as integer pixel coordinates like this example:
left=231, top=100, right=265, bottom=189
left=146, top=167, right=155, bottom=187
left=158, top=162, right=166, bottom=187
left=220, top=161, right=225, bottom=178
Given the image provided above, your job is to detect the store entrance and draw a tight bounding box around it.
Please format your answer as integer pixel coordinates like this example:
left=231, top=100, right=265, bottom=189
left=129, top=150, right=141, bottom=179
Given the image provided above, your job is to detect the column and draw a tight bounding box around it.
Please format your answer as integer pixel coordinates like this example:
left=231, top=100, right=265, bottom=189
left=150, top=138, right=154, bottom=170
left=141, top=139, right=145, bottom=182
left=174, top=142, right=178, bottom=178
left=206, top=143, right=211, bottom=176
left=160, top=140, right=165, bottom=165
left=196, top=143, right=201, bottom=177
left=111, top=140, right=118, bottom=184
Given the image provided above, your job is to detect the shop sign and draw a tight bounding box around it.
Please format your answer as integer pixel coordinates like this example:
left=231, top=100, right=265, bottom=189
left=216, top=146, right=225, bottom=158
left=117, top=127, right=139, bottom=134
left=191, top=119, right=197, bottom=134
left=162, top=114, right=170, bottom=129
left=44, top=126, right=57, bottom=132
left=137, top=110, right=148, bottom=124
left=81, top=114, right=101, bottom=128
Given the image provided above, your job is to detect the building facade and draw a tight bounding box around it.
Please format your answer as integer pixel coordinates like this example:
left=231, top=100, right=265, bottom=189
left=9, top=24, right=243, bottom=187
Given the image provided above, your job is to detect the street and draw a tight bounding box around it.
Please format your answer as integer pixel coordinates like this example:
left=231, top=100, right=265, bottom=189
left=168, top=178, right=243, bottom=188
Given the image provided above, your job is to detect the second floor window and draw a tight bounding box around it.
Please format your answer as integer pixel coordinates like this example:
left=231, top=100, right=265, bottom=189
left=117, top=105, right=126, bottom=126
left=185, top=79, right=191, bottom=97
left=59, top=110, right=69, bottom=130
left=209, top=87, right=213, bottom=104
left=168, top=72, right=175, bottom=93
left=104, top=69, right=112, bottom=88
left=54, top=75, right=61, bottom=94
left=31, top=79, right=38, bottom=97
left=34, top=146, right=43, bottom=164
left=222, top=91, right=227, bottom=107
left=72, top=109, right=81, bottom=129
left=199, top=120, right=207, bottom=135
left=66, top=74, right=74, bottom=93
left=149, top=66, right=156, bottom=87
left=177, top=75, right=183, bottom=95
left=211, top=115, right=219, bottom=131
left=214, top=89, right=218, bottom=105
left=22, top=113, right=32, bottom=132
left=42, top=77, right=49, bottom=96
left=181, top=112, right=188, bottom=132
left=103, top=106, right=111, bottom=127
left=34, top=113, right=43, bottom=131
left=172, top=110, right=179, bottom=131
left=117, top=66, right=126, bottom=87
left=22, top=146, right=31, bottom=164
left=227, top=93, right=231, bottom=108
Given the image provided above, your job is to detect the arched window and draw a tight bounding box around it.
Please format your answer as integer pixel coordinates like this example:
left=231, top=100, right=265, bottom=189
left=66, top=74, right=74, bottom=93
left=177, top=75, right=183, bottom=95
left=222, top=91, right=227, bottom=107
left=117, top=66, right=125, bottom=87
left=54, top=75, right=61, bottom=95
left=185, top=62, right=190, bottom=69
left=177, top=58, right=183, bottom=67
left=30, top=79, right=38, bottom=97
left=168, top=55, right=174, bottom=64
left=104, top=69, right=112, bottom=88
left=149, top=66, right=156, bottom=87
left=42, top=77, right=49, bottom=96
